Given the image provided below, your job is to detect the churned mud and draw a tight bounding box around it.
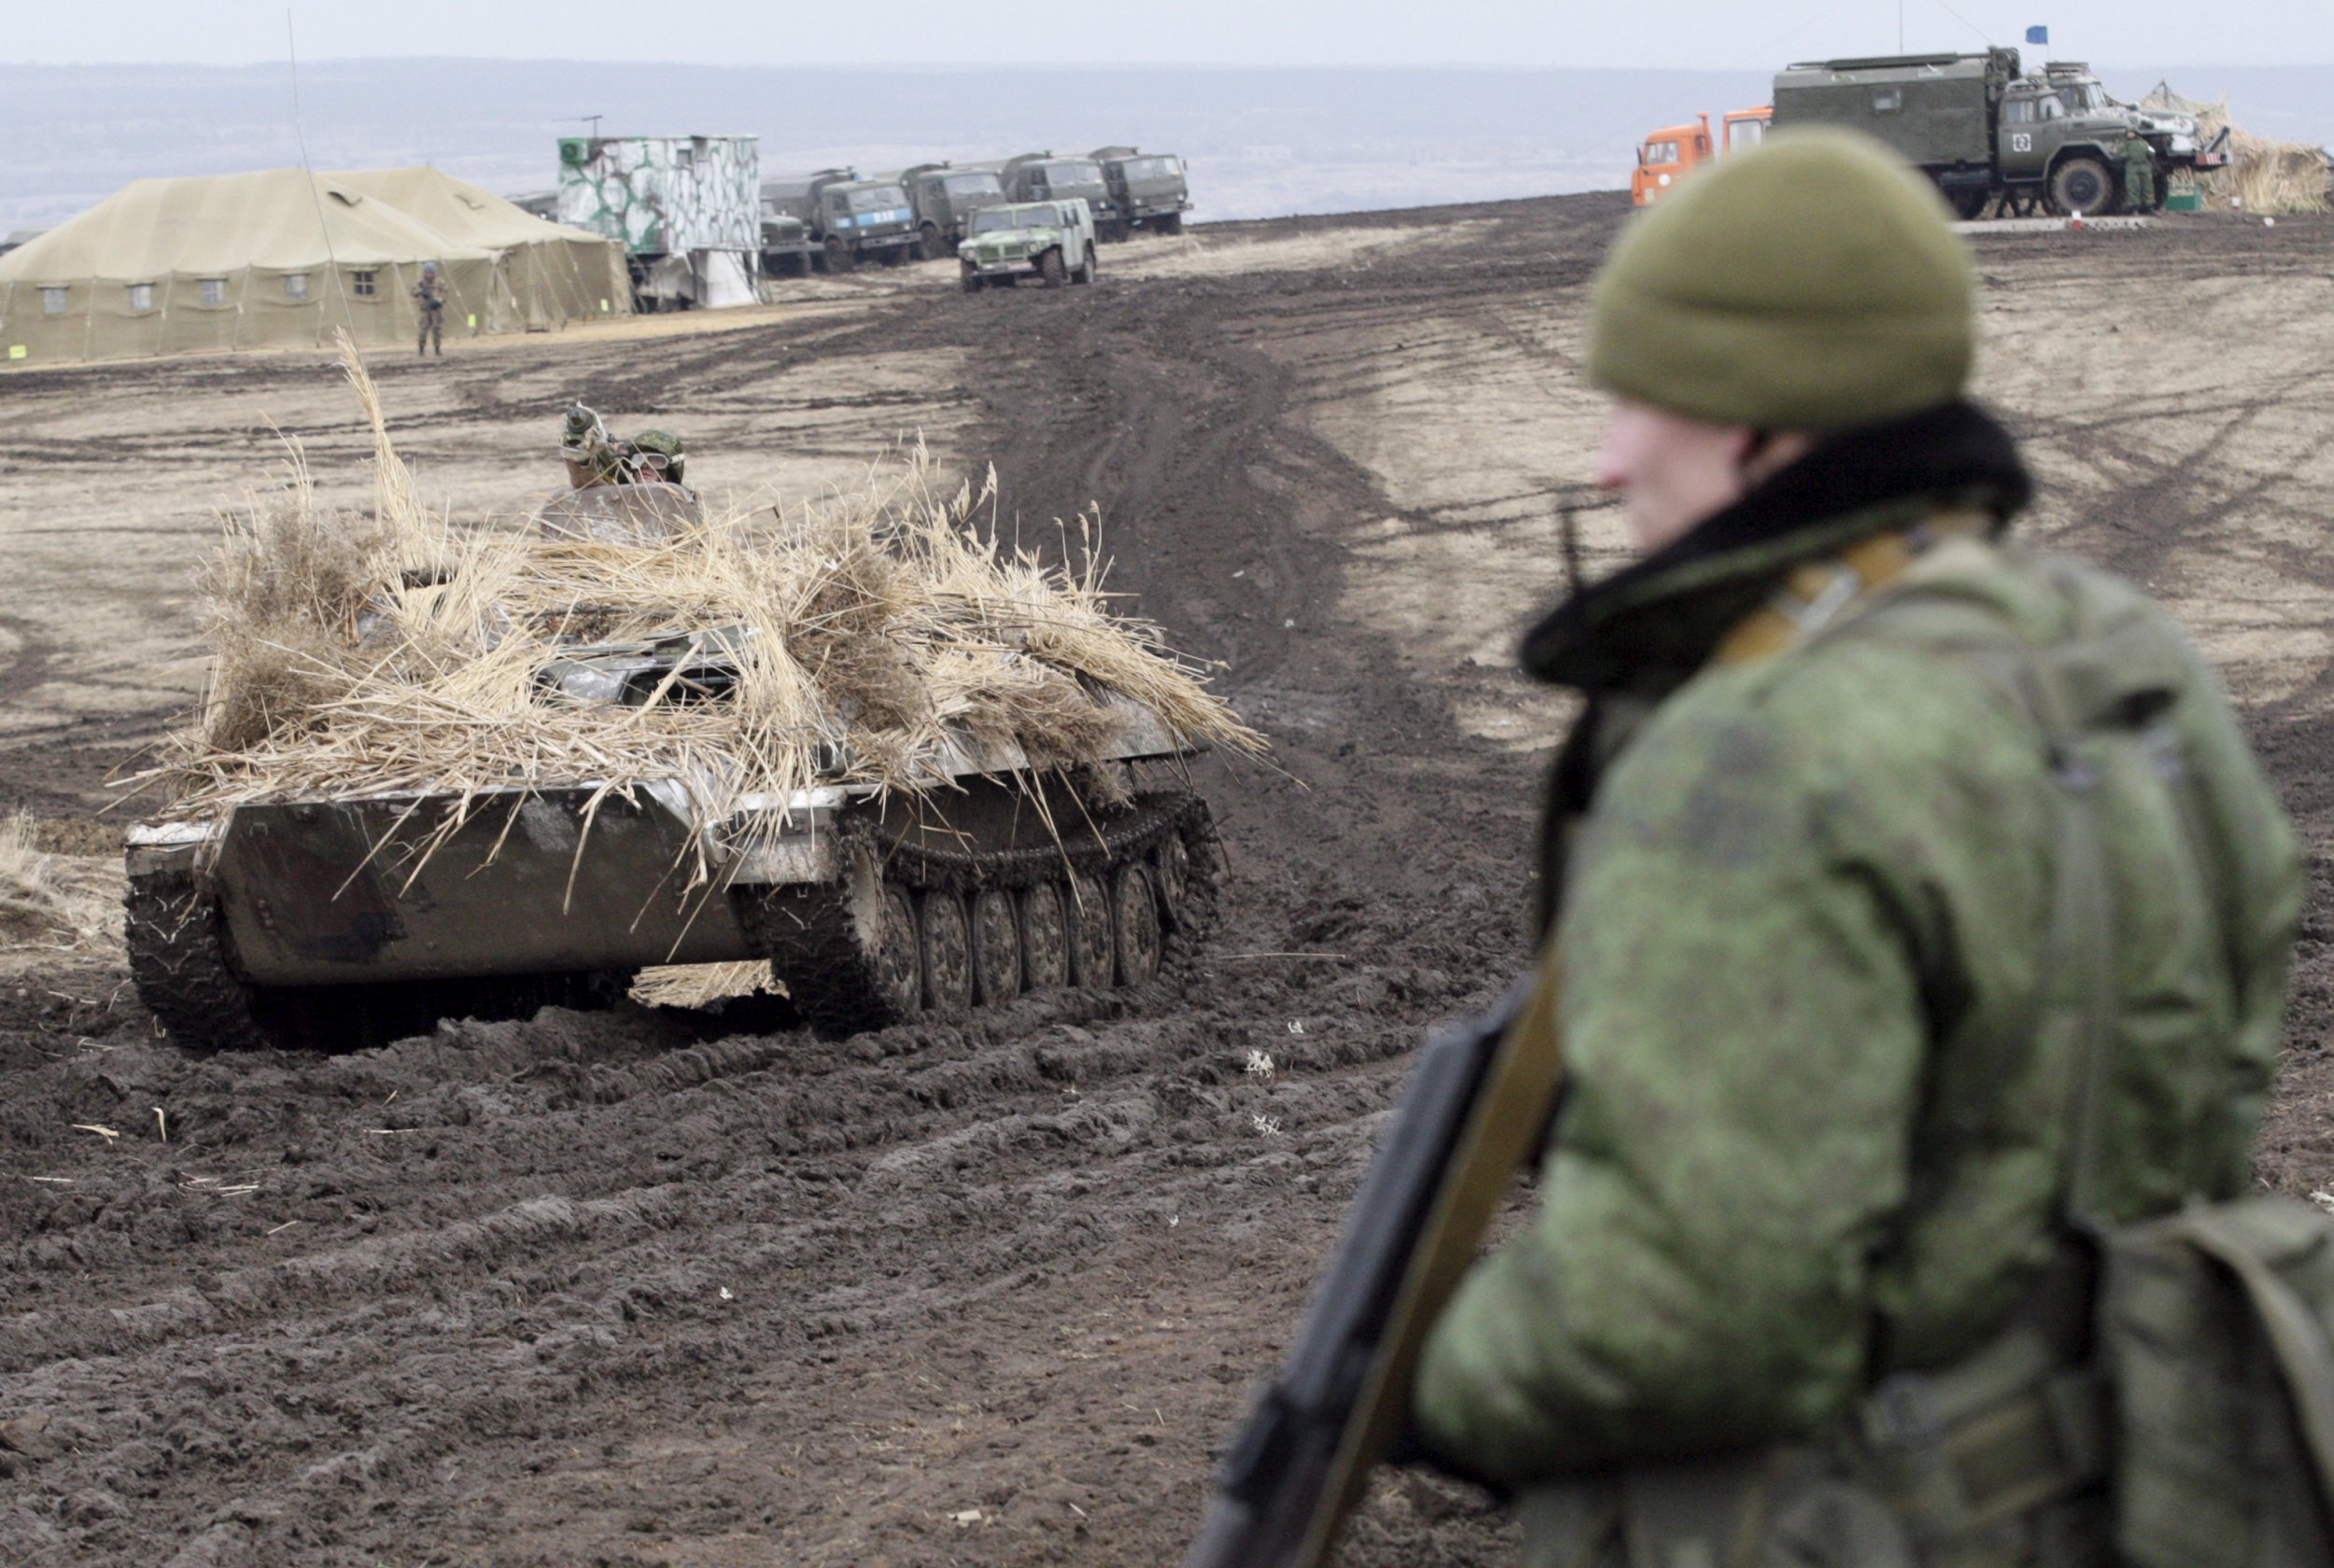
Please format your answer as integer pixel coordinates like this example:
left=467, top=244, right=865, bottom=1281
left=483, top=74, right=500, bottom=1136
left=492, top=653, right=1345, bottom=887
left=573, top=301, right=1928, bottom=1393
left=4, top=195, right=2332, bottom=1565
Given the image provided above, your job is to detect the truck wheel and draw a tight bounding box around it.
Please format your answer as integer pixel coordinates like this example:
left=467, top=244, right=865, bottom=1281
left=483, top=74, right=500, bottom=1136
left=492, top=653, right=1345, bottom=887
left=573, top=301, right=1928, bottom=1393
left=1159, top=213, right=1183, bottom=237
left=919, top=223, right=944, bottom=261
left=1951, top=189, right=1990, bottom=220
left=2048, top=156, right=2115, bottom=217
left=1075, top=253, right=1096, bottom=285
left=1039, top=248, right=1068, bottom=287
left=823, top=236, right=855, bottom=273
left=879, top=245, right=907, bottom=269
left=961, top=267, right=983, bottom=294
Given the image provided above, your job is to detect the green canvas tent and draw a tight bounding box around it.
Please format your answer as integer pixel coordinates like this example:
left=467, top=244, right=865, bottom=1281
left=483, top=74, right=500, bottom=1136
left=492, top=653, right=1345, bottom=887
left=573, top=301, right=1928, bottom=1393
left=0, top=166, right=631, bottom=366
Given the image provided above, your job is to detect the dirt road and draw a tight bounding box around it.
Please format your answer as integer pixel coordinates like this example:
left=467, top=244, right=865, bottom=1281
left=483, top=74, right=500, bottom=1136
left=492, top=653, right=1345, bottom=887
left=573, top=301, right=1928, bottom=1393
left=3, top=198, right=2330, bottom=1566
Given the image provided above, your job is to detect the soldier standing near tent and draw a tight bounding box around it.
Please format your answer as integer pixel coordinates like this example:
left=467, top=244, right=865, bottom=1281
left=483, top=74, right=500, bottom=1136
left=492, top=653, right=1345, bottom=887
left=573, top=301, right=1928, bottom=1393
left=2121, top=129, right=2159, bottom=213
left=412, top=261, right=445, bottom=357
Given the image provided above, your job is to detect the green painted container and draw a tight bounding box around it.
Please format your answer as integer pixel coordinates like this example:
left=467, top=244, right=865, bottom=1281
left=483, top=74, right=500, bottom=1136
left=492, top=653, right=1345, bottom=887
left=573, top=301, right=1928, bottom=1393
left=2165, top=190, right=2202, bottom=212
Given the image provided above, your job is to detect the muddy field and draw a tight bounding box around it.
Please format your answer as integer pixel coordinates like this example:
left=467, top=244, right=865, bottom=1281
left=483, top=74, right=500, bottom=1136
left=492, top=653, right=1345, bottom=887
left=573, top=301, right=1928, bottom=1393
left=4, top=197, right=2332, bottom=1567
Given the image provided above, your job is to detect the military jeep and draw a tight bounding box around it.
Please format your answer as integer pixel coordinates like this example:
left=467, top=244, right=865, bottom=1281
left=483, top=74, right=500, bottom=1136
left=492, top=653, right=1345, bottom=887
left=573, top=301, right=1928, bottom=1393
left=957, top=200, right=1098, bottom=291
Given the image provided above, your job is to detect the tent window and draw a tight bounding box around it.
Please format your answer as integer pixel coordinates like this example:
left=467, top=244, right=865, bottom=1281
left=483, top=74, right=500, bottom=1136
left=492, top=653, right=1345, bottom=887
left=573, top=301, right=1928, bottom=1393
left=285, top=273, right=309, bottom=301
left=128, top=283, right=153, bottom=311
left=40, top=287, right=66, bottom=315
left=352, top=270, right=377, bottom=298
left=199, top=277, right=226, bottom=306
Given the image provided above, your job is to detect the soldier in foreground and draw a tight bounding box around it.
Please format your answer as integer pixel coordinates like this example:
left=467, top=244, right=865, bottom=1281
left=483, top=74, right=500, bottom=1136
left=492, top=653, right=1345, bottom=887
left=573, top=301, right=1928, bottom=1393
left=1401, top=130, right=2302, bottom=1564
left=2121, top=128, right=2159, bottom=212
left=412, top=261, right=445, bottom=357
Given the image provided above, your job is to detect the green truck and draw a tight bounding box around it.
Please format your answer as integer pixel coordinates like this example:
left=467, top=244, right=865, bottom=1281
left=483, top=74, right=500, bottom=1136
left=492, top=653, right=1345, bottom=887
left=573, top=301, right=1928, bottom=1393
left=1772, top=49, right=2219, bottom=217
left=1090, top=147, right=1191, bottom=236
left=890, top=162, right=1011, bottom=259
left=758, top=169, right=920, bottom=272
left=995, top=154, right=1121, bottom=240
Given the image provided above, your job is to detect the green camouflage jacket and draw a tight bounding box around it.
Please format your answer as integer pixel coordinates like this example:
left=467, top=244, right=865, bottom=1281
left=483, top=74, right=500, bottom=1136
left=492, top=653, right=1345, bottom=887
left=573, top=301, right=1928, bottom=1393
left=1411, top=401, right=2301, bottom=1487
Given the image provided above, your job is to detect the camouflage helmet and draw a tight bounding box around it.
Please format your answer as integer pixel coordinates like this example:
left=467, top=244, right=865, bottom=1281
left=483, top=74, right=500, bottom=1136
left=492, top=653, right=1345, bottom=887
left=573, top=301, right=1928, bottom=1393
left=627, top=429, right=685, bottom=485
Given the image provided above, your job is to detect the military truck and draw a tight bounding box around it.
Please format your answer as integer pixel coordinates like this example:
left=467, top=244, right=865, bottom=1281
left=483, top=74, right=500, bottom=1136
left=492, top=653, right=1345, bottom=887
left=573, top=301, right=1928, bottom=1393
left=891, top=162, right=1011, bottom=259
left=996, top=154, right=1121, bottom=240
left=122, top=483, right=1219, bottom=1052
left=1772, top=49, right=2214, bottom=217
left=759, top=170, right=920, bottom=272
left=958, top=201, right=1099, bottom=291
left=758, top=203, right=820, bottom=278
left=1090, top=147, right=1191, bottom=236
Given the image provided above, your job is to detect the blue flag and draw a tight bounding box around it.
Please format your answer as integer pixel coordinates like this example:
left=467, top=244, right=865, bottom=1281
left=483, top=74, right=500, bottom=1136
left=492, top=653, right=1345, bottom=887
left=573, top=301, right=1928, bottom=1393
left=2026, top=24, right=2049, bottom=43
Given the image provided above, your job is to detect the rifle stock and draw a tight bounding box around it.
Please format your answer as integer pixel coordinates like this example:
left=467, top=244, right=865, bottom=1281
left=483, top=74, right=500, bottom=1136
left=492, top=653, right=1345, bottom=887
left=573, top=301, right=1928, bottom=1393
left=1188, top=961, right=1564, bottom=1568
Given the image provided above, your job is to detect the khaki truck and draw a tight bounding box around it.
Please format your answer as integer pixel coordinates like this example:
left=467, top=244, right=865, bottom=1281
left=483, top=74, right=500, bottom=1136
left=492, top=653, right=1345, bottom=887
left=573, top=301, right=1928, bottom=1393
left=759, top=169, right=920, bottom=272
left=1090, top=147, right=1191, bottom=235
left=892, top=162, right=1011, bottom=259
left=958, top=200, right=1098, bottom=291
left=1772, top=49, right=2217, bottom=217
left=996, top=153, right=1121, bottom=240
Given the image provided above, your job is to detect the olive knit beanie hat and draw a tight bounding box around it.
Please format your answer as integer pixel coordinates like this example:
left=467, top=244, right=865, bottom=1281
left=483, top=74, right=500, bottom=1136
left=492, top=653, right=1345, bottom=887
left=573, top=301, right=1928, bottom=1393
left=1586, top=127, right=1975, bottom=429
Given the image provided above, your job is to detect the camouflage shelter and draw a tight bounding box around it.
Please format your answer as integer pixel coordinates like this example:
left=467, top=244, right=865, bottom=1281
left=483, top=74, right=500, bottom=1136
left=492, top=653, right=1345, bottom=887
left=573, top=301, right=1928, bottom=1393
left=0, top=166, right=629, bottom=366
left=555, top=135, right=761, bottom=308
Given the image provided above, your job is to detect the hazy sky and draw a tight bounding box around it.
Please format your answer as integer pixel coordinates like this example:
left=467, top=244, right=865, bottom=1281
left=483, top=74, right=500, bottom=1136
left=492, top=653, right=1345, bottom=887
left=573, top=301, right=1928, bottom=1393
left=22, top=0, right=2329, bottom=70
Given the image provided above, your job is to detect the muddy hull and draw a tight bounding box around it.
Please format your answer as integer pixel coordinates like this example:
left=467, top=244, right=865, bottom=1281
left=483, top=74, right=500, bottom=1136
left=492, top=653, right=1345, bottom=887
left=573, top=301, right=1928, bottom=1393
left=125, top=758, right=1217, bottom=1050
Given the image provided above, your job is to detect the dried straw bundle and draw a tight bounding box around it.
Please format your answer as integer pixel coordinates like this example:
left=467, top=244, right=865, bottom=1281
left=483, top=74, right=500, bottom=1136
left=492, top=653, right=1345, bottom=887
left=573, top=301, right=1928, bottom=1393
left=2144, top=85, right=2330, bottom=216
left=142, top=338, right=1262, bottom=889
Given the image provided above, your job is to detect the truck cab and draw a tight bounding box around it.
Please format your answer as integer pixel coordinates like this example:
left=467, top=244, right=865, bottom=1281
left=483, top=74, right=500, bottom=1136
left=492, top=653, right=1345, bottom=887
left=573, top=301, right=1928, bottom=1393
left=998, top=154, right=1119, bottom=239
left=895, top=163, right=1009, bottom=259
left=1090, top=147, right=1191, bottom=236
left=1631, top=108, right=1770, bottom=205
left=1633, top=118, right=1712, bottom=205
left=760, top=170, right=919, bottom=273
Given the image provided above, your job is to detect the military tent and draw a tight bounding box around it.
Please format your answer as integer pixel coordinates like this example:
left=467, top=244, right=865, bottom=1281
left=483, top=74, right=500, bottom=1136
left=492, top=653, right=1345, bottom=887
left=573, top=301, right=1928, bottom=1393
left=322, top=166, right=631, bottom=331
left=0, top=166, right=630, bottom=366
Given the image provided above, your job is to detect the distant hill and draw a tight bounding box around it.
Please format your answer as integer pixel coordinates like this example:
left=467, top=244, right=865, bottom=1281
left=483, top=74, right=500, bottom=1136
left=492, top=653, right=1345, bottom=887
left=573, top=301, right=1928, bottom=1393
left=6, top=59, right=2330, bottom=231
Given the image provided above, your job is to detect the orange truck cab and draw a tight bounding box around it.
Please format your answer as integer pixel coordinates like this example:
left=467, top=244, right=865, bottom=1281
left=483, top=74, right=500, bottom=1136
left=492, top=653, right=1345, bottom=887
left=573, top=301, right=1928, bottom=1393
left=1631, top=106, right=1773, bottom=205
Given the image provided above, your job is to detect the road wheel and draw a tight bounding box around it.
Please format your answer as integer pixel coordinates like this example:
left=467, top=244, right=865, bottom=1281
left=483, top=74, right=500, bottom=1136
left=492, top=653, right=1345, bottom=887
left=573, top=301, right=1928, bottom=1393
left=1039, top=247, right=1068, bottom=287
left=868, top=884, right=923, bottom=1020
left=1152, top=832, right=1193, bottom=931
left=1112, top=863, right=1162, bottom=987
left=823, top=235, right=855, bottom=273
left=919, top=223, right=944, bottom=261
left=1065, top=874, right=1114, bottom=987
left=919, top=889, right=974, bottom=1011
left=1019, top=882, right=1069, bottom=991
left=968, top=887, right=1022, bottom=1004
left=2048, top=156, right=2115, bottom=217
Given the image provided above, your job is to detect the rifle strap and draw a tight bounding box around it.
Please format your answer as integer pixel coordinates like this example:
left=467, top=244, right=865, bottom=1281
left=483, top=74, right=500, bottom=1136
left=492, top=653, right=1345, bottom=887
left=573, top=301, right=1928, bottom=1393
left=1300, top=939, right=1570, bottom=1567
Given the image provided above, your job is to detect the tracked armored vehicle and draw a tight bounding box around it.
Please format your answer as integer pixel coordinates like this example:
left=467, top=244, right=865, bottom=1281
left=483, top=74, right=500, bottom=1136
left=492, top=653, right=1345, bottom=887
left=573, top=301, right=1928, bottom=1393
left=124, top=483, right=1222, bottom=1053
